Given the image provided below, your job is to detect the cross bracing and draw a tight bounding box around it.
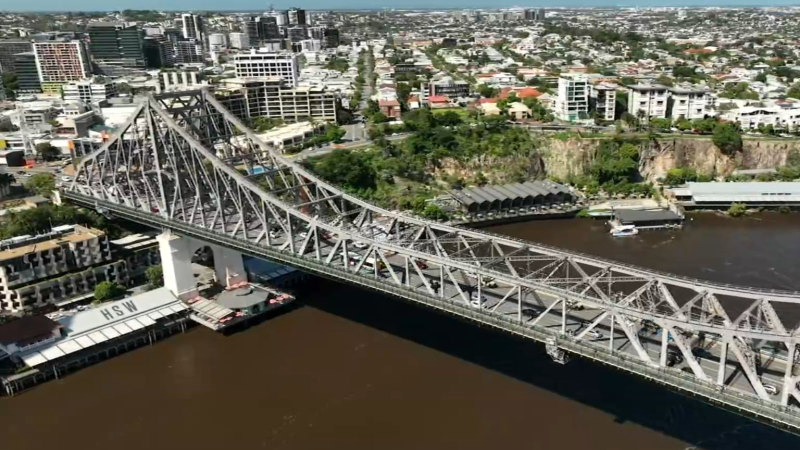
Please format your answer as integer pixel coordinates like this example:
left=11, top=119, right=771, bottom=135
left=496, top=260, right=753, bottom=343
left=62, top=90, right=800, bottom=431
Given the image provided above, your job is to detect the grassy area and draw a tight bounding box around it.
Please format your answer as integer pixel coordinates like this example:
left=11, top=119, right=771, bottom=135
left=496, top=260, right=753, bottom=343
left=432, top=107, right=471, bottom=119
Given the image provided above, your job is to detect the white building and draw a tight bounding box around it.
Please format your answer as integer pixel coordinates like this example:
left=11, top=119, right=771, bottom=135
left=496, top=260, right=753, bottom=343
left=181, top=13, right=204, bottom=41
left=229, top=32, right=250, bottom=50
left=669, top=86, right=712, bottom=120
left=257, top=121, right=325, bottom=153
left=0, top=225, right=125, bottom=313
left=219, top=77, right=338, bottom=123
left=62, top=78, right=118, bottom=106
left=555, top=74, right=589, bottom=122
left=160, top=71, right=207, bottom=92
left=207, top=33, right=227, bottom=52
left=592, top=83, right=617, bottom=122
left=628, top=84, right=669, bottom=119
left=722, top=105, right=800, bottom=131
left=300, top=39, right=322, bottom=53
left=233, top=50, right=301, bottom=87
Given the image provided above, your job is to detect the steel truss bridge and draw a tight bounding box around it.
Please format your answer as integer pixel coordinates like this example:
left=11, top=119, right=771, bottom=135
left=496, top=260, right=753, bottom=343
left=62, top=90, right=800, bottom=432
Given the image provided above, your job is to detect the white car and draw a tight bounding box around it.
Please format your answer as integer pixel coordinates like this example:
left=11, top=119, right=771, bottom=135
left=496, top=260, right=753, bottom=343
left=470, top=292, right=487, bottom=308
left=61, top=176, right=72, bottom=182
left=763, top=384, right=779, bottom=395
left=586, top=330, right=603, bottom=339
left=354, top=241, right=368, bottom=249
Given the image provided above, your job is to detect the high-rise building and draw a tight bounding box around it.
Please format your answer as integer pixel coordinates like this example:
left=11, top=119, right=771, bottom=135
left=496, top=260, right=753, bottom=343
left=12, top=52, right=41, bottom=94
left=229, top=32, right=250, bottom=50
left=233, top=50, right=300, bottom=86
left=181, top=13, right=204, bottom=41
left=288, top=8, right=307, bottom=26
left=32, top=41, right=91, bottom=93
left=174, top=40, right=203, bottom=64
left=88, top=22, right=146, bottom=69
left=323, top=28, right=340, bottom=48
left=266, top=10, right=289, bottom=27
left=0, top=40, right=32, bottom=74
left=555, top=74, right=590, bottom=122
left=244, top=16, right=280, bottom=45
left=287, top=26, right=307, bottom=43
left=143, top=36, right=175, bottom=68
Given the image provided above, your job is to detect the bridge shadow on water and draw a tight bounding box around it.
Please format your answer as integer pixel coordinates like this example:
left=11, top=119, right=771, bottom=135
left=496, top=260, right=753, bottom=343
left=296, top=277, right=800, bottom=450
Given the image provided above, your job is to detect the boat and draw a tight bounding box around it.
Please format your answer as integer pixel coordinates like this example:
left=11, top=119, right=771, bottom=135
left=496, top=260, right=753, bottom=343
left=609, top=224, right=639, bottom=237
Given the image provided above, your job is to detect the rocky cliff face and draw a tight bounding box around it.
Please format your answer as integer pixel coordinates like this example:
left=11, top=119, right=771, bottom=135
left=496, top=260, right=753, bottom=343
left=540, top=136, right=800, bottom=182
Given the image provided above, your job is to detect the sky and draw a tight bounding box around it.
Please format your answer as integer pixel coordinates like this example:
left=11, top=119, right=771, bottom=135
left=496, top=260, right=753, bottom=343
left=3, top=0, right=800, bottom=12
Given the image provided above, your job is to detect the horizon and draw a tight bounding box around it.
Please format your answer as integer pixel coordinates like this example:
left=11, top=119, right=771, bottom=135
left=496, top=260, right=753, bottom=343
left=3, top=0, right=800, bottom=14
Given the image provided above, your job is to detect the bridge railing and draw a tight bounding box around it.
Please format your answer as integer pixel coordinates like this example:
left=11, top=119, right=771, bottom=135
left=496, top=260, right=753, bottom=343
left=448, top=223, right=800, bottom=297
left=65, top=191, right=800, bottom=431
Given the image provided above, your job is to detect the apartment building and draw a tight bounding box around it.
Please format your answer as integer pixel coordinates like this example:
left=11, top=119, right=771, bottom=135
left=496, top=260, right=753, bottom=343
left=628, top=84, right=669, bottom=119
left=0, top=225, right=127, bottom=313
left=32, top=41, right=91, bottom=93
left=181, top=13, right=204, bottom=41
left=555, top=74, right=589, bottom=122
left=62, top=78, right=118, bottom=106
left=13, top=52, right=41, bottom=94
left=229, top=32, right=250, bottom=50
left=669, top=86, right=712, bottom=120
left=233, top=50, right=300, bottom=86
left=219, top=76, right=338, bottom=123
left=0, top=40, right=32, bottom=74
left=174, top=40, right=203, bottom=64
left=424, top=76, right=471, bottom=99
left=87, top=22, right=146, bottom=69
left=592, top=83, right=617, bottom=122
left=722, top=105, right=800, bottom=131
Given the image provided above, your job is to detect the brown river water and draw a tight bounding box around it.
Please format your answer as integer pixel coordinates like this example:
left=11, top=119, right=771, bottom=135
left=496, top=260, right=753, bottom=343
left=3, top=213, right=800, bottom=450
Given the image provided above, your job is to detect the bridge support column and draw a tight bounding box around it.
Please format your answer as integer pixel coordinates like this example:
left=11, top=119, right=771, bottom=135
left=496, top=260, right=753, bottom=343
left=211, top=245, right=247, bottom=287
left=157, top=230, right=198, bottom=300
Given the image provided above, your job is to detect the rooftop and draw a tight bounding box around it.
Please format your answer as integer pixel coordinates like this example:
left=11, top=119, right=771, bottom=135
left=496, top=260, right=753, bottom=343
left=216, top=286, right=270, bottom=310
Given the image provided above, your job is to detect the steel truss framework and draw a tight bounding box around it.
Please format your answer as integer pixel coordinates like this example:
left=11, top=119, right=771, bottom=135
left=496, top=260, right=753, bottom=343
left=64, top=89, right=800, bottom=425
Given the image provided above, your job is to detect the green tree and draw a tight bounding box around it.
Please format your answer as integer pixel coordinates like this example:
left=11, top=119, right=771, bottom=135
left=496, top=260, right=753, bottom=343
left=145, top=265, right=164, bottom=289
left=307, top=149, right=377, bottom=192
left=35, top=142, right=61, bottom=161
left=396, top=83, right=412, bottom=108
left=478, top=85, right=499, bottom=98
left=712, top=123, right=743, bottom=155
left=94, top=281, right=125, bottom=303
left=436, top=111, right=463, bottom=127
left=787, top=83, right=800, bottom=100
left=25, top=173, right=56, bottom=197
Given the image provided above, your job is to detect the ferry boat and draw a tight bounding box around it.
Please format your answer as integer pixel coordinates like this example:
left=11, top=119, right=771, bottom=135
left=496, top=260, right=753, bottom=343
left=609, top=224, right=639, bottom=237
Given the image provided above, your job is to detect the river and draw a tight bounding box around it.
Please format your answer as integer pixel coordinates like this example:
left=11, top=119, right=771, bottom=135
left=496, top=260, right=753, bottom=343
left=3, top=213, right=800, bottom=450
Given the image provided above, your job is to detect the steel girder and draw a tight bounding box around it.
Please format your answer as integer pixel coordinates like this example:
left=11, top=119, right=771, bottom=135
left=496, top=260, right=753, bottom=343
left=64, top=89, right=800, bottom=409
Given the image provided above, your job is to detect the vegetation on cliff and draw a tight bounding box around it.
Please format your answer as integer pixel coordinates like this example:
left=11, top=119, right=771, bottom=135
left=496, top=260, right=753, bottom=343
left=305, top=109, right=543, bottom=217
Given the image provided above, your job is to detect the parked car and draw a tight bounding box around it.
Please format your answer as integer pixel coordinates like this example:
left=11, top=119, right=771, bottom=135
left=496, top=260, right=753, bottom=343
left=763, top=384, right=779, bottom=395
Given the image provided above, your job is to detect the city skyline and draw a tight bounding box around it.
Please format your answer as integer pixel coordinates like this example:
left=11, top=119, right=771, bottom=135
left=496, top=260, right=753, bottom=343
left=4, top=0, right=800, bottom=13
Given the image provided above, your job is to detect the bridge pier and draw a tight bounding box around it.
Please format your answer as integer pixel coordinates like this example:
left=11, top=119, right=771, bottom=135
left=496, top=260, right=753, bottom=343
left=158, top=230, right=250, bottom=299
left=157, top=230, right=200, bottom=299
left=211, top=245, right=247, bottom=287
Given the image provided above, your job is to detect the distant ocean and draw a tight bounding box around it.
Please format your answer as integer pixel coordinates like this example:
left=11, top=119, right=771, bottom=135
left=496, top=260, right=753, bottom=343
left=8, top=0, right=800, bottom=13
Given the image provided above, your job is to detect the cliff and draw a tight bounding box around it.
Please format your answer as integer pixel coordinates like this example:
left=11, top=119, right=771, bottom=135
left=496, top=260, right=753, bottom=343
left=540, top=136, right=800, bottom=183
